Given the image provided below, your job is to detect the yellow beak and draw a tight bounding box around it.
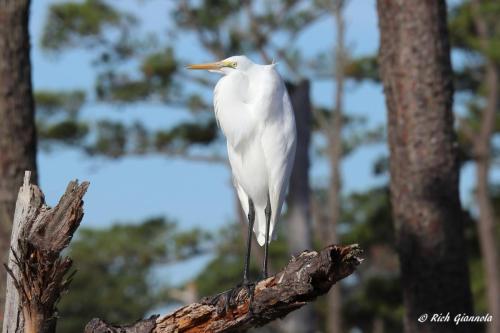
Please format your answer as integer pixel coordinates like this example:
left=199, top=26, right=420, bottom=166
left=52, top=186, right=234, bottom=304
left=186, top=62, right=222, bottom=70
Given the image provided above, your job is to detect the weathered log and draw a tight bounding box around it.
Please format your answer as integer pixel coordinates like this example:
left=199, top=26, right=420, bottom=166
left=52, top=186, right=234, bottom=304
left=2, top=171, right=88, bottom=333
left=85, top=243, right=363, bottom=333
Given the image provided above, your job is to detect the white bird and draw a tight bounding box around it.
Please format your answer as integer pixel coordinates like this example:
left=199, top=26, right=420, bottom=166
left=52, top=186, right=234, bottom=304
left=188, top=55, right=296, bottom=282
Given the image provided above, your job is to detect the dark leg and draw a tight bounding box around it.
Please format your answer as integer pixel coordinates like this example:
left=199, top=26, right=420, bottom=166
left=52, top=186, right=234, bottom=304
left=203, top=198, right=256, bottom=314
left=263, top=195, right=272, bottom=278
left=243, top=198, right=255, bottom=283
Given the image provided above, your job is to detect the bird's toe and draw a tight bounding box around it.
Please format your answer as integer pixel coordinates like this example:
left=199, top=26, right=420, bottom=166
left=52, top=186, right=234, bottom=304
left=201, top=282, right=255, bottom=315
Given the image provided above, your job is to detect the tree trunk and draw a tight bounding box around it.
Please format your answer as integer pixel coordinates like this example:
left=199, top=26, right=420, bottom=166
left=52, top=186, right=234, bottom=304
left=326, top=2, right=345, bottom=332
left=376, top=1, right=473, bottom=332
left=281, top=80, right=316, bottom=333
left=470, top=2, right=500, bottom=332
left=474, top=63, right=500, bottom=333
left=0, top=0, right=38, bottom=315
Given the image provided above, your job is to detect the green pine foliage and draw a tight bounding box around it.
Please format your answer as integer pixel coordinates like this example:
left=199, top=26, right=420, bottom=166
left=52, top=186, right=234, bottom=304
left=41, top=0, right=124, bottom=51
left=35, top=90, right=89, bottom=148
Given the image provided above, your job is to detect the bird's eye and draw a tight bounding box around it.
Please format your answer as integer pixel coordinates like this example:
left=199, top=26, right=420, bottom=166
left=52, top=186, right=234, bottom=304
left=231, top=62, right=237, bottom=68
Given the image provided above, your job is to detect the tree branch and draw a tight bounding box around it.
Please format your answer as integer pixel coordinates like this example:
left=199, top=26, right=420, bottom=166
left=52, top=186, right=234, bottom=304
left=85, top=244, right=363, bottom=333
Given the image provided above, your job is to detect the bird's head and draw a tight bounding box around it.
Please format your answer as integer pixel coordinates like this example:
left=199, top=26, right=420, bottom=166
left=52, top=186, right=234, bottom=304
left=186, top=55, right=254, bottom=75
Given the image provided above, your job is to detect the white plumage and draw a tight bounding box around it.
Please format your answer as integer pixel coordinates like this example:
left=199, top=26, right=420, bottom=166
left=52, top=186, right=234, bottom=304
left=188, top=55, right=296, bottom=246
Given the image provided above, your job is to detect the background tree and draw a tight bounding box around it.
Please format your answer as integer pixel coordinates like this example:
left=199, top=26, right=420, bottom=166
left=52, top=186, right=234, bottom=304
left=449, top=2, right=500, bottom=331
left=282, top=80, right=316, bottom=333
left=377, top=1, right=473, bottom=332
left=338, top=1, right=500, bottom=330
left=324, top=1, right=346, bottom=332
left=0, top=0, right=38, bottom=313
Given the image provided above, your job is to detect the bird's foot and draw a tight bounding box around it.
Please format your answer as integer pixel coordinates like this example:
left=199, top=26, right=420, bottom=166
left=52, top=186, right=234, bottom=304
left=201, top=281, right=255, bottom=316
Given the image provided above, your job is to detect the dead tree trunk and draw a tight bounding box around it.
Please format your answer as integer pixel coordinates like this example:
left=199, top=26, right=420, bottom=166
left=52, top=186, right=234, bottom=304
left=377, top=1, right=473, bottom=332
left=85, top=244, right=362, bottom=333
left=2, top=171, right=88, bottom=333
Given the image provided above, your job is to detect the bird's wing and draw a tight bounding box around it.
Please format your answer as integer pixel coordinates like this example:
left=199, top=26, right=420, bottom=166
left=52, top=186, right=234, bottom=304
left=214, top=71, right=257, bottom=150
left=260, top=88, right=297, bottom=241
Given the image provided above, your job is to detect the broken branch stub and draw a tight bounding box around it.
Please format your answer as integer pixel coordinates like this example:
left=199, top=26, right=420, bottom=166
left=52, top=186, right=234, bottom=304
left=2, top=171, right=89, bottom=333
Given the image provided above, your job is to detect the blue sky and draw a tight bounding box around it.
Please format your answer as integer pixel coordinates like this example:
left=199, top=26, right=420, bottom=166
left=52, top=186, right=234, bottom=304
left=30, top=0, right=477, bottom=235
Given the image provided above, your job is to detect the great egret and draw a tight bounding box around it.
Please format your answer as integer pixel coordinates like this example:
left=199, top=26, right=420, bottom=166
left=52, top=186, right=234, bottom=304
left=187, top=55, right=296, bottom=295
